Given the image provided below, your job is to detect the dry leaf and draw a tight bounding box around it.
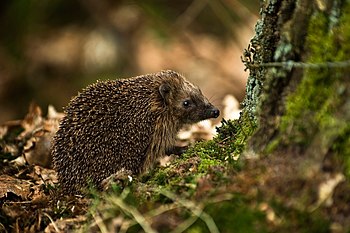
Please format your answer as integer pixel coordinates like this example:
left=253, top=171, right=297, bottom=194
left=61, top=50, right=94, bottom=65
left=0, top=174, right=32, bottom=200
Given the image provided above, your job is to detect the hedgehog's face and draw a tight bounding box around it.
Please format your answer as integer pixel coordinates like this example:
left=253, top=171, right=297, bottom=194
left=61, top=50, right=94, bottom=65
left=175, top=87, right=220, bottom=124
left=159, top=79, right=220, bottom=124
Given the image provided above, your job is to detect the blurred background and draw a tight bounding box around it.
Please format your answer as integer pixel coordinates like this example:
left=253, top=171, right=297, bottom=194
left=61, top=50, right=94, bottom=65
left=0, top=0, right=259, bottom=123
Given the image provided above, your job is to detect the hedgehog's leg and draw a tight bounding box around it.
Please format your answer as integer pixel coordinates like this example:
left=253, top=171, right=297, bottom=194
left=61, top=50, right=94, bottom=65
left=101, top=168, right=133, bottom=191
left=166, top=146, right=188, bottom=155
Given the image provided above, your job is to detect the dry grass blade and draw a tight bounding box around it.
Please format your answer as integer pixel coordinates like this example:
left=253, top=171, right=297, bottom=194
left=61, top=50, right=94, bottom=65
left=91, top=212, right=109, bottom=233
left=159, top=190, right=220, bottom=233
left=43, top=212, right=60, bottom=233
left=108, top=196, right=157, bottom=233
left=120, top=203, right=178, bottom=232
left=171, top=215, right=198, bottom=233
left=144, top=203, right=177, bottom=219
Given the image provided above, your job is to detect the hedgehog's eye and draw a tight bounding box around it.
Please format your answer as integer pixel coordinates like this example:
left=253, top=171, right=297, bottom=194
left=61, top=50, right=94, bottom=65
left=183, top=100, right=191, bottom=108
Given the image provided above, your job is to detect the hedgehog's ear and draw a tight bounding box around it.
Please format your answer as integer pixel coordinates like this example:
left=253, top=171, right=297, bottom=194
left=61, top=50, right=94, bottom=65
left=159, top=83, right=171, bottom=105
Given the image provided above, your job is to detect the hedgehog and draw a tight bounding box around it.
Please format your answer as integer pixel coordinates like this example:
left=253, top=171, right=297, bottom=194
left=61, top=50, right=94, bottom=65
left=52, top=70, right=220, bottom=194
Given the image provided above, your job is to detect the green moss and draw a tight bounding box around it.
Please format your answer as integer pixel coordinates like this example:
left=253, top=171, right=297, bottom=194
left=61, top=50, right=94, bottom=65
left=279, top=13, right=332, bottom=144
left=214, top=111, right=257, bottom=162
left=264, top=137, right=280, bottom=154
left=184, top=140, right=224, bottom=161
left=197, top=158, right=221, bottom=173
left=140, top=110, right=256, bottom=196
left=275, top=5, right=350, bottom=162
left=188, top=197, right=267, bottom=233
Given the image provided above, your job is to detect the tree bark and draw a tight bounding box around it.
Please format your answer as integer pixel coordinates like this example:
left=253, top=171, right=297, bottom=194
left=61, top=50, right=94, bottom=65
left=243, top=0, right=350, bottom=170
left=241, top=0, right=350, bottom=228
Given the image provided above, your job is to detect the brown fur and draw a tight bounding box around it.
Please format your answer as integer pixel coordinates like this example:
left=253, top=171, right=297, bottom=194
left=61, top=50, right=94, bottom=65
left=52, top=70, right=219, bottom=194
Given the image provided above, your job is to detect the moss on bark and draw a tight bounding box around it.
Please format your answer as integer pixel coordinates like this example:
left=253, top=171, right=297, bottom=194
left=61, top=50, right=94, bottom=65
left=272, top=2, right=350, bottom=177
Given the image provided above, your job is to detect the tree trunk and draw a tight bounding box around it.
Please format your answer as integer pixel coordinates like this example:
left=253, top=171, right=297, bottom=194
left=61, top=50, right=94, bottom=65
left=243, top=0, right=349, bottom=172
left=241, top=0, right=350, bottom=228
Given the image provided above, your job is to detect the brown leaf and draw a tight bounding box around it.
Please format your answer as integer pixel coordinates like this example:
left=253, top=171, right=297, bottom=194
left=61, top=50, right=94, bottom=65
left=19, top=104, right=63, bottom=168
left=0, top=174, right=32, bottom=200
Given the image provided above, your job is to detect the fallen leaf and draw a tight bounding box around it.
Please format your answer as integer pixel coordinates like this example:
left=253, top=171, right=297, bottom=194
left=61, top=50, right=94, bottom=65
left=0, top=174, right=32, bottom=200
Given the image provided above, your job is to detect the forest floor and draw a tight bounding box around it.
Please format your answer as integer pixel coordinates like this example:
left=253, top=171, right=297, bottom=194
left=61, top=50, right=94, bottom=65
left=1, top=104, right=349, bottom=233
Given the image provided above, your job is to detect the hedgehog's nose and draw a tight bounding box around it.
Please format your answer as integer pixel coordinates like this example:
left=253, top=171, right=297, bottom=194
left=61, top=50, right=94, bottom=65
left=211, top=108, right=220, bottom=118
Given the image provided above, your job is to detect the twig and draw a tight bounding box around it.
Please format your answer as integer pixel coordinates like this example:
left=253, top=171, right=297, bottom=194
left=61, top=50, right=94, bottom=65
left=6, top=201, right=32, bottom=204
left=247, top=59, right=350, bottom=69
left=175, top=0, right=208, bottom=28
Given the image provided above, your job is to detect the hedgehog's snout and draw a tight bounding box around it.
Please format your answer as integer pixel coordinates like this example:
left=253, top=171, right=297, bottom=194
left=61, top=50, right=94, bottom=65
left=211, top=108, right=220, bottom=118
left=202, top=104, right=220, bottom=120
left=207, top=107, right=220, bottom=119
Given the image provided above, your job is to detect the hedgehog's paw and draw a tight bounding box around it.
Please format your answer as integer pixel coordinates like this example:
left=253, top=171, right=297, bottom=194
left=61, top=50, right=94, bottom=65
left=166, top=146, right=188, bottom=155
left=101, top=168, right=133, bottom=191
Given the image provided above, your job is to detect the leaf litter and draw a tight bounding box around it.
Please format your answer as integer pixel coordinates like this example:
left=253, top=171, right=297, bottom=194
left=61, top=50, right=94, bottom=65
left=0, top=103, right=88, bottom=233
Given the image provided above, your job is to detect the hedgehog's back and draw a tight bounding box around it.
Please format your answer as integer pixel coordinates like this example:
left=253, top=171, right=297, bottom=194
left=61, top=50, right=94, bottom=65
left=52, top=77, right=160, bottom=193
